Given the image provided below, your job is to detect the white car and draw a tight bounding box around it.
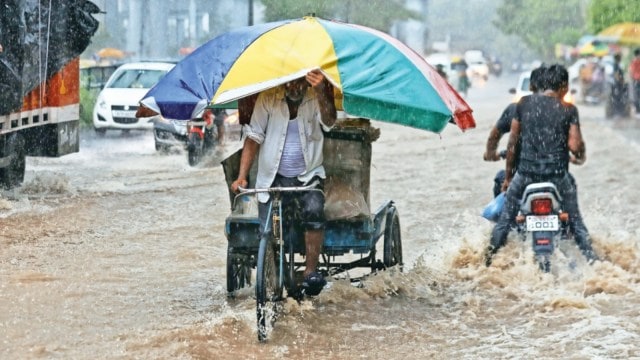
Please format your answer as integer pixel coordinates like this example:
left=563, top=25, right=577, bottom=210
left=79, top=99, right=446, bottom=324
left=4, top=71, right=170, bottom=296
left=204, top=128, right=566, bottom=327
left=92, top=61, right=175, bottom=135
left=509, top=70, right=576, bottom=104
left=464, top=50, right=489, bottom=80
left=424, top=52, right=459, bottom=87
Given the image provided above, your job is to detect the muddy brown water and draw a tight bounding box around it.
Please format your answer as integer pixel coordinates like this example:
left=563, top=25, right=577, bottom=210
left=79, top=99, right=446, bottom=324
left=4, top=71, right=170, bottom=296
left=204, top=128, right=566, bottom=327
left=2, top=76, right=640, bottom=359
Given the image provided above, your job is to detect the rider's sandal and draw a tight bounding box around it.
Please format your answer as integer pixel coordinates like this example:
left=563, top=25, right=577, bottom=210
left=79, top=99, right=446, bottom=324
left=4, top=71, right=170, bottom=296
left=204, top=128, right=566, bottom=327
left=302, top=271, right=326, bottom=296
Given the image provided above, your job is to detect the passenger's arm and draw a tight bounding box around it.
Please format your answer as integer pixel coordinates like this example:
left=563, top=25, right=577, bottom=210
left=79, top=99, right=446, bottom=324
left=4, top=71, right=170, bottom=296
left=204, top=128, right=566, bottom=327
left=306, top=70, right=337, bottom=127
left=568, top=123, right=586, bottom=165
left=483, top=126, right=503, bottom=161
left=502, top=119, right=520, bottom=191
left=231, top=138, right=260, bottom=193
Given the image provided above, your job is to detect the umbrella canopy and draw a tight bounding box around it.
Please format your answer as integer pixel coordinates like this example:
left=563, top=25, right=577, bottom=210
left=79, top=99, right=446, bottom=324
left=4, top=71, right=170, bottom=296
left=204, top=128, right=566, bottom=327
left=139, top=17, right=475, bottom=133
left=598, top=22, right=640, bottom=46
left=578, top=40, right=610, bottom=57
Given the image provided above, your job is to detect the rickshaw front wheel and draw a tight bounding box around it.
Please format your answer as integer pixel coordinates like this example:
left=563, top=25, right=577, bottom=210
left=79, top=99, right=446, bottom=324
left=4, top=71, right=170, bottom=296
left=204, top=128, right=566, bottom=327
left=256, top=234, right=283, bottom=342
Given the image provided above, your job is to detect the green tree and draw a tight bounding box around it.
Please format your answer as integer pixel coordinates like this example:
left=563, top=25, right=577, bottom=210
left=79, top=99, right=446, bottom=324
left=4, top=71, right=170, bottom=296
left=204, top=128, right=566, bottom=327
left=260, top=0, right=418, bottom=32
left=588, top=0, right=640, bottom=33
left=494, top=0, right=586, bottom=60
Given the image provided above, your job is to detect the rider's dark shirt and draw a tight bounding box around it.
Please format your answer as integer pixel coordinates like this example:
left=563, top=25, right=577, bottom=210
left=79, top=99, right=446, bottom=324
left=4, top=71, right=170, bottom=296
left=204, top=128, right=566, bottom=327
left=496, top=103, right=517, bottom=135
left=515, top=94, right=578, bottom=177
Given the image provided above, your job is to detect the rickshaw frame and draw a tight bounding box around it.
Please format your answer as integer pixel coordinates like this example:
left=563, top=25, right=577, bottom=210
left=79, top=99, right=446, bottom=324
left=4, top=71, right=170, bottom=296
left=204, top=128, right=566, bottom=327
left=221, top=118, right=403, bottom=342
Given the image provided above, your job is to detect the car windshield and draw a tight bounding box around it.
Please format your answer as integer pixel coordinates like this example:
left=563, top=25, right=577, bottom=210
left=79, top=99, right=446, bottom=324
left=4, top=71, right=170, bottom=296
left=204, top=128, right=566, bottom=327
left=108, top=69, right=167, bottom=89
left=521, top=77, right=530, bottom=92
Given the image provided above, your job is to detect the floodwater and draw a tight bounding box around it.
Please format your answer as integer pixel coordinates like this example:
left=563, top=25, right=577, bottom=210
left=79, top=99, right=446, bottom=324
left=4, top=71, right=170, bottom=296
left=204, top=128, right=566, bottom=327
left=1, top=75, right=640, bottom=359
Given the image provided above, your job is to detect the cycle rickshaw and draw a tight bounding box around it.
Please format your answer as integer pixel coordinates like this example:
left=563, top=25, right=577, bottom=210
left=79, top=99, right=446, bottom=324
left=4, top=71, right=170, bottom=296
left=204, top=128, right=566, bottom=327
left=221, top=118, right=403, bottom=342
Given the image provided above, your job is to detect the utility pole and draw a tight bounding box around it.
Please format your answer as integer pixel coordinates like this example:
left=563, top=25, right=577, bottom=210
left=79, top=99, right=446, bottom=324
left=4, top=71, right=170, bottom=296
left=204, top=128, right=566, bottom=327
left=248, top=0, right=254, bottom=26
left=422, top=0, right=429, bottom=54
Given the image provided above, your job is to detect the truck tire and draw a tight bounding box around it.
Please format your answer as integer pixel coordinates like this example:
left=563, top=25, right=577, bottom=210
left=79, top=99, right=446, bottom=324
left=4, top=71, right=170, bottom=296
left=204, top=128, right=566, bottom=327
left=1, top=133, right=26, bottom=189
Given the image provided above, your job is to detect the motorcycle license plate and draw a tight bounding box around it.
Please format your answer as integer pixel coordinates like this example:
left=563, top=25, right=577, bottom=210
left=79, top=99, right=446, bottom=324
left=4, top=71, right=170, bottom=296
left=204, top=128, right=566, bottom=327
left=526, top=215, right=559, bottom=231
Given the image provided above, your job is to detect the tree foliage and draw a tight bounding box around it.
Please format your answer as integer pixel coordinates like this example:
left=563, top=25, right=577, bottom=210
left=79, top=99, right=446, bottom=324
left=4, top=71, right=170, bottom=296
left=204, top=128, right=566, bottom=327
left=494, top=0, right=585, bottom=60
left=260, top=0, right=418, bottom=32
left=588, top=0, right=640, bottom=33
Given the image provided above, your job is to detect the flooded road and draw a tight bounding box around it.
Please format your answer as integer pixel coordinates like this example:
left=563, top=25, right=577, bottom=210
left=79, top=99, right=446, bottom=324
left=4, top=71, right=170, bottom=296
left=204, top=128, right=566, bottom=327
left=1, top=75, right=640, bottom=359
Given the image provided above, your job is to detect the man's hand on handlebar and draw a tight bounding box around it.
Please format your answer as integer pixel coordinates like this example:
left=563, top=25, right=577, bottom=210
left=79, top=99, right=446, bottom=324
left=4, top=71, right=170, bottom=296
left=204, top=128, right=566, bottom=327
left=483, top=149, right=508, bottom=162
left=231, top=179, right=247, bottom=193
left=501, top=178, right=511, bottom=193
left=569, top=154, right=585, bottom=165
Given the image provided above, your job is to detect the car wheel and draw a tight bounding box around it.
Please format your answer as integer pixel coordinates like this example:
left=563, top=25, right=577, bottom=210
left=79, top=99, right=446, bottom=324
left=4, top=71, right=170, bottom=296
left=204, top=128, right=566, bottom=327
left=154, top=139, right=170, bottom=153
left=94, top=127, right=107, bottom=137
left=0, top=133, right=26, bottom=189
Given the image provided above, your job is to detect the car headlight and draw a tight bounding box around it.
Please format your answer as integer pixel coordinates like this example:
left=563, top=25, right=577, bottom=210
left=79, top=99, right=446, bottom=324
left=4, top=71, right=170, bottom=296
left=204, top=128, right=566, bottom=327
left=98, top=99, right=108, bottom=111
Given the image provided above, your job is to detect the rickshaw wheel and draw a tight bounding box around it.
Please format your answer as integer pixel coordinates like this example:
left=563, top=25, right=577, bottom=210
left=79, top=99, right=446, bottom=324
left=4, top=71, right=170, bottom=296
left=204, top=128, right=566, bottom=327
left=256, top=234, right=283, bottom=342
left=226, top=248, right=252, bottom=295
left=383, top=207, right=403, bottom=270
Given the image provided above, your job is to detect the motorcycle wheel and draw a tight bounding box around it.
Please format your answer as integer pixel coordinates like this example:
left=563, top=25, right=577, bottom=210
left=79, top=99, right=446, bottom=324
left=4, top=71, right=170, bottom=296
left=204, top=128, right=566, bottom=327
left=535, top=254, right=551, bottom=273
left=187, top=133, right=204, bottom=166
left=605, top=99, right=613, bottom=119
left=188, top=147, right=202, bottom=166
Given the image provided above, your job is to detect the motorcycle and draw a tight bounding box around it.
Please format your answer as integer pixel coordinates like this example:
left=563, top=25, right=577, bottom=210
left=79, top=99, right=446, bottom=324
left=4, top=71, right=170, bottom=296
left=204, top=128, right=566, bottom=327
left=186, top=117, right=217, bottom=166
left=483, top=151, right=571, bottom=272
left=513, top=182, right=571, bottom=272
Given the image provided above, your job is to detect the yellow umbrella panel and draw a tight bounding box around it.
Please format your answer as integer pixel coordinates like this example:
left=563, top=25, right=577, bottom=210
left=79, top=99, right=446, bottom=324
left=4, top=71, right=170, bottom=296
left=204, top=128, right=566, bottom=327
left=214, top=19, right=342, bottom=105
left=598, top=22, right=640, bottom=46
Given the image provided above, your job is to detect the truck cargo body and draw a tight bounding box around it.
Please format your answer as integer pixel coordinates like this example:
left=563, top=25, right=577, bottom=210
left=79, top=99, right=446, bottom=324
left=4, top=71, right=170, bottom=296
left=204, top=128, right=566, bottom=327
left=0, top=0, right=99, bottom=188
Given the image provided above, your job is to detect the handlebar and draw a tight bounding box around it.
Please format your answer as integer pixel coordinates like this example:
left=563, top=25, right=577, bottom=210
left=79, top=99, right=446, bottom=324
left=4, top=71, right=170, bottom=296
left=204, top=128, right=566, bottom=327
left=237, top=179, right=321, bottom=195
left=233, top=180, right=323, bottom=210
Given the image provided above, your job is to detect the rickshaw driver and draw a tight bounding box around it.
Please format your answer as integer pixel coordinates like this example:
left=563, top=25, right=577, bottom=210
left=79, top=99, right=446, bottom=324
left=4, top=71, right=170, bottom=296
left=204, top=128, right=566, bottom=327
left=231, top=69, right=337, bottom=295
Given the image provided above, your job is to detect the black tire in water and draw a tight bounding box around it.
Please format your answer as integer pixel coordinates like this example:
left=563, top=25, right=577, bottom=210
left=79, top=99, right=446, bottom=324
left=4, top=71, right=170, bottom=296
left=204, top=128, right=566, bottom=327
left=226, top=249, right=252, bottom=296
left=0, top=133, right=26, bottom=189
left=383, top=206, right=403, bottom=269
left=255, top=234, right=283, bottom=342
left=535, top=254, right=551, bottom=273
left=187, top=133, right=203, bottom=166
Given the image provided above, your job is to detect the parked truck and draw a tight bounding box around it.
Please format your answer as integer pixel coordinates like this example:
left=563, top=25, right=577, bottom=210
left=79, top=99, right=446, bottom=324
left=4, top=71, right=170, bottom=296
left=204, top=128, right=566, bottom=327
left=0, top=0, right=99, bottom=188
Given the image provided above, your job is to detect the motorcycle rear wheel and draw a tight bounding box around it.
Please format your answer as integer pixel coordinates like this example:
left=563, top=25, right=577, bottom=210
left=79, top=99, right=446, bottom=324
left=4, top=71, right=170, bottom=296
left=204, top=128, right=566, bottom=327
left=535, top=254, right=551, bottom=273
left=187, top=133, right=204, bottom=166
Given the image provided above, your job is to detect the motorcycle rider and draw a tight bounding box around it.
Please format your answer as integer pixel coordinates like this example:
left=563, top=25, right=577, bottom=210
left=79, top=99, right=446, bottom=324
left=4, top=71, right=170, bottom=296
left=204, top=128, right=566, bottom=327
left=484, top=64, right=599, bottom=267
left=484, top=65, right=547, bottom=197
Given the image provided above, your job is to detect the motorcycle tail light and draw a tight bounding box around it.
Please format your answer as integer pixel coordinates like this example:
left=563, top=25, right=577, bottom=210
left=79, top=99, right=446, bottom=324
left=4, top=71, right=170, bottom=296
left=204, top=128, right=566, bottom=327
left=536, top=238, right=550, bottom=246
left=531, top=198, right=552, bottom=215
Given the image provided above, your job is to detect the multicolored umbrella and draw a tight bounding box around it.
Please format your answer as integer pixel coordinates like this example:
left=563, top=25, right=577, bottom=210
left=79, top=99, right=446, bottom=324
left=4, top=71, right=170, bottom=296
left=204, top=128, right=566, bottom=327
left=138, top=17, right=475, bottom=133
left=578, top=40, right=610, bottom=57
left=598, top=22, right=640, bottom=46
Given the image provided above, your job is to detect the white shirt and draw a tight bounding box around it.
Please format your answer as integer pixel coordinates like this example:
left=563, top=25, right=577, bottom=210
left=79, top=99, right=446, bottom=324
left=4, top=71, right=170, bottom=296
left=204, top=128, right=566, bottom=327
left=277, top=117, right=306, bottom=177
left=244, top=86, right=333, bottom=202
